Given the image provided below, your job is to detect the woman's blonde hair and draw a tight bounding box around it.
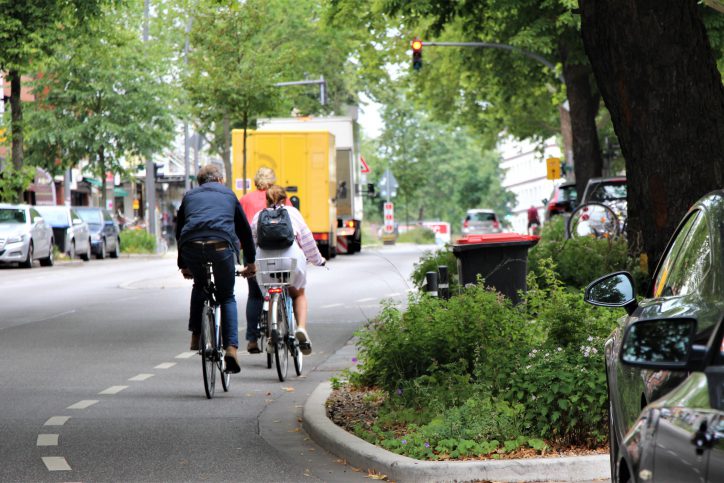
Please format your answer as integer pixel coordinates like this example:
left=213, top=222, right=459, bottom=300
left=254, top=167, right=276, bottom=190
left=266, top=185, right=287, bottom=207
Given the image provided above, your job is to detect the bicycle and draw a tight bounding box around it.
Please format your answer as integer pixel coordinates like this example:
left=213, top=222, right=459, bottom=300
left=566, top=201, right=622, bottom=240
left=255, top=257, right=304, bottom=382
left=197, top=259, right=241, bottom=399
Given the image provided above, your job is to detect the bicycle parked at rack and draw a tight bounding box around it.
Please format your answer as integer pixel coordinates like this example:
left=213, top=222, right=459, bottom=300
left=566, top=201, right=627, bottom=240
left=196, top=259, right=244, bottom=399
left=255, top=257, right=304, bottom=382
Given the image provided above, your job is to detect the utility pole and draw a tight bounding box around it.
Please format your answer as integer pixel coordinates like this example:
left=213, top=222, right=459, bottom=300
left=143, top=0, right=157, bottom=238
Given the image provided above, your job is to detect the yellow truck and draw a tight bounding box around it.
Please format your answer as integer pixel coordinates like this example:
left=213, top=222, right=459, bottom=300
left=231, top=129, right=338, bottom=258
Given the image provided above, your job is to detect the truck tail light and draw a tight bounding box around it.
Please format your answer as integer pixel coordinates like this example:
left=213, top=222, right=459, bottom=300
left=463, top=220, right=469, bottom=228
left=493, top=221, right=500, bottom=229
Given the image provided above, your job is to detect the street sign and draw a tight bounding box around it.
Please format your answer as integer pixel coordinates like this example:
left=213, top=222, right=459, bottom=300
left=378, top=169, right=399, bottom=199
left=360, top=155, right=370, bottom=174
left=421, top=221, right=451, bottom=245
left=383, top=202, right=394, bottom=233
left=546, top=157, right=562, bottom=180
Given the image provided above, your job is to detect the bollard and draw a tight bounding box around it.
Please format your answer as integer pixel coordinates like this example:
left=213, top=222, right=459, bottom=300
left=425, top=271, right=439, bottom=297
left=438, top=265, right=450, bottom=299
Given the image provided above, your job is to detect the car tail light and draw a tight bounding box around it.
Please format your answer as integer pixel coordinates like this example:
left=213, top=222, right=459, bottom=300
left=463, top=220, right=469, bottom=228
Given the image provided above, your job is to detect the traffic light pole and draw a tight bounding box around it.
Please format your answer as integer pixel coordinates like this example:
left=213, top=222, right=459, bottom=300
left=274, top=77, right=327, bottom=106
left=143, top=0, right=157, bottom=239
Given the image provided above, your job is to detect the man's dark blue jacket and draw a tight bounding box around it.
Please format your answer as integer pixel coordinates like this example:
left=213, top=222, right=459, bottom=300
left=175, top=181, right=256, bottom=269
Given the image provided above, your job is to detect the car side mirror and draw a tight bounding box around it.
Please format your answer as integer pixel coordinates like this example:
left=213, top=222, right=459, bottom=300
left=72, top=218, right=83, bottom=225
left=620, top=318, right=696, bottom=370
left=33, top=216, right=44, bottom=224
left=584, top=271, right=638, bottom=315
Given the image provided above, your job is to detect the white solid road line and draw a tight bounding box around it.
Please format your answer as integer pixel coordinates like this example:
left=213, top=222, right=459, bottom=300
left=37, top=434, right=59, bottom=446
left=129, top=373, right=154, bottom=381
left=321, top=303, right=344, bottom=309
left=175, top=351, right=196, bottom=359
left=154, top=362, right=177, bottom=369
left=42, top=456, right=71, bottom=471
left=99, top=385, right=128, bottom=395
left=67, top=400, right=99, bottom=410
left=44, top=416, right=70, bottom=426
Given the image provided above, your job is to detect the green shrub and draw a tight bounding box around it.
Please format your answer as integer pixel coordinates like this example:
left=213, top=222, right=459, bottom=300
left=397, top=227, right=435, bottom=244
left=119, top=229, right=156, bottom=253
left=410, top=247, right=459, bottom=293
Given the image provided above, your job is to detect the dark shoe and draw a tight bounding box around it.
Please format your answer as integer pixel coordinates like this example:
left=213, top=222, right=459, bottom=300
left=190, top=332, right=200, bottom=351
left=247, top=340, right=261, bottom=354
left=295, top=328, right=312, bottom=356
left=224, top=346, right=241, bottom=373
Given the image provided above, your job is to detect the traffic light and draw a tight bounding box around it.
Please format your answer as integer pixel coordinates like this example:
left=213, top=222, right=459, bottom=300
left=411, top=38, right=423, bottom=71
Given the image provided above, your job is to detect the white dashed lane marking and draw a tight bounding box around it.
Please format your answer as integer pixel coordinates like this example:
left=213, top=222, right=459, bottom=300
left=321, top=303, right=343, bottom=309
left=67, top=400, right=98, bottom=410
left=42, top=457, right=71, bottom=471
left=129, top=373, right=154, bottom=381
left=155, top=362, right=177, bottom=369
left=37, top=434, right=59, bottom=446
left=355, top=297, right=376, bottom=303
left=99, top=386, right=128, bottom=395
left=44, top=416, right=70, bottom=426
left=175, top=351, right=196, bottom=359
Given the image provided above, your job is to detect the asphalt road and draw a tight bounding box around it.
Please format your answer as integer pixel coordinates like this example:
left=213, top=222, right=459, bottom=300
left=0, top=243, right=430, bottom=482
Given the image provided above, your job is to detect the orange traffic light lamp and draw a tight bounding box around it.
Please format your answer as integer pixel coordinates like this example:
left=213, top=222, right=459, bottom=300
left=411, top=38, right=423, bottom=71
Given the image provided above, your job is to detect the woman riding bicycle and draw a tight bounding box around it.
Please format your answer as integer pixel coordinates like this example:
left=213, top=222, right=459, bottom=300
left=250, top=185, right=325, bottom=355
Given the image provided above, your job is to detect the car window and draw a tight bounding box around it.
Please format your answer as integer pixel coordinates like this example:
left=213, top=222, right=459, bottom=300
left=561, top=186, right=577, bottom=203
left=36, top=207, right=69, bottom=226
left=588, top=182, right=627, bottom=202
left=653, top=211, right=711, bottom=298
left=0, top=208, right=26, bottom=224
left=30, top=208, right=41, bottom=221
left=102, top=210, right=113, bottom=223
left=77, top=209, right=102, bottom=224
left=471, top=212, right=497, bottom=222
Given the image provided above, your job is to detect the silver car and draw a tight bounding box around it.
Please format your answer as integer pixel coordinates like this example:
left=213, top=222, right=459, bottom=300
left=34, top=205, right=92, bottom=261
left=462, top=209, right=502, bottom=235
left=0, top=204, right=55, bottom=268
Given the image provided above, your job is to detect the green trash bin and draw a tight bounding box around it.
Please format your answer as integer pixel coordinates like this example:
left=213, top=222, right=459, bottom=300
left=452, top=233, right=540, bottom=304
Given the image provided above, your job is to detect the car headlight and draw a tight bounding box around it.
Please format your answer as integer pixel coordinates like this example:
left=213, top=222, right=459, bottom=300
left=6, top=234, right=26, bottom=244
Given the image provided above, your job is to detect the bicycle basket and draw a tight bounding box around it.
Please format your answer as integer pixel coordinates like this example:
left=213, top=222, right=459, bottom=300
left=255, top=257, right=297, bottom=287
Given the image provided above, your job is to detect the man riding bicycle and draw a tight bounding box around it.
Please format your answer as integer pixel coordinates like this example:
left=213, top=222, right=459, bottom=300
left=176, top=164, right=256, bottom=374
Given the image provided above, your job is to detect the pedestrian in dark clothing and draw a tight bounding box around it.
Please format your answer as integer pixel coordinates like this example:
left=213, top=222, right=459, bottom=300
left=175, top=164, right=256, bottom=373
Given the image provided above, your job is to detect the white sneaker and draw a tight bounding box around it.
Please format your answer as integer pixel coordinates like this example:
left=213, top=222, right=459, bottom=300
left=295, top=327, right=312, bottom=355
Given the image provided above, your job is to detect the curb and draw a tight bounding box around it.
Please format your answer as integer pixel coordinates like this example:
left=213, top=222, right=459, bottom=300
left=303, top=381, right=611, bottom=483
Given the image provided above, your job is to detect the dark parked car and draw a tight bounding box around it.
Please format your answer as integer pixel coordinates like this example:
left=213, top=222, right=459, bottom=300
left=34, top=205, right=92, bottom=261
left=544, top=181, right=578, bottom=220
left=74, top=207, right=121, bottom=259
left=584, top=190, right=724, bottom=482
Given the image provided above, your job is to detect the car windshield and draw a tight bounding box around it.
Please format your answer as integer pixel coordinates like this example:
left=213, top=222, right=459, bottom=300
left=36, top=207, right=69, bottom=226
left=589, top=182, right=627, bottom=202
left=470, top=212, right=496, bottom=222
left=0, top=208, right=26, bottom=224
left=76, top=209, right=102, bottom=225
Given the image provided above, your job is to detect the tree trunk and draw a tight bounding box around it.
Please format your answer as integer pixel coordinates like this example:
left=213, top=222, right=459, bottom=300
left=562, top=61, right=603, bottom=197
left=9, top=70, right=23, bottom=171
left=223, top=114, right=232, bottom=190
left=99, top=145, right=107, bottom=209
left=580, top=0, right=724, bottom=273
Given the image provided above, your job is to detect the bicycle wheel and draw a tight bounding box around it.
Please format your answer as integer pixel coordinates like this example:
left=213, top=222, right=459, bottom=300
left=258, top=310, right=272, bottom=369
left=200, top=305, right=216, bottom=399
left=566, top=202, right=620, bottom=240
left=218, top=309, right=230, bottom=392
left=292, top=342, right=303, bottom=376
left=272, top=297, right=288, bottom=382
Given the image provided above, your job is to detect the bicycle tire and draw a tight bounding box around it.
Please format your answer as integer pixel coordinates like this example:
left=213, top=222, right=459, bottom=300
left=258, top=310, right=272, bottom=369
left=566, top=202, right=620, bottom=240
left=201, top=305, right=216, bottom=399
left=218, top=309, right=230, bottom=392
left=272, top=297, right=288, bottom=382
left=286, top=297, right=303, bottom=376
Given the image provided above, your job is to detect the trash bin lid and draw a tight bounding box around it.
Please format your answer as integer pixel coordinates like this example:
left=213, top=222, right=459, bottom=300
left=455, top=232, right=541, bottom=246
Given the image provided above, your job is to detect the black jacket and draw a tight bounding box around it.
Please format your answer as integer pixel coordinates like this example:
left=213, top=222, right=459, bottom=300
left=175, top=182, right=256, bottom=269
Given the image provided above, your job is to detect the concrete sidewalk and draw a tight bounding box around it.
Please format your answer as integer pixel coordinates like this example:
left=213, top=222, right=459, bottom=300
left=302, top=340, right=611, bottom=483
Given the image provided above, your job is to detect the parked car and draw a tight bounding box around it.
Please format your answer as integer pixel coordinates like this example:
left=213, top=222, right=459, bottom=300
left=0, top=203, right=54, bottom=268
left=580, top=176, right=627, bottom=205
left=543, top=181, right=578, bottom=220
left=461, top=209, right=502, bottom=235
left=584, top=190, right=724, bottom=482
left=74, top=207, right=121, bottom=259
left=34, top=205, right=92, bottom=261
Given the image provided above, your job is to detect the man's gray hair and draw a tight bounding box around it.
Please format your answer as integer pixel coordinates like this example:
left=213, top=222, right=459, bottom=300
left=197, top=164, right=224, bottom=185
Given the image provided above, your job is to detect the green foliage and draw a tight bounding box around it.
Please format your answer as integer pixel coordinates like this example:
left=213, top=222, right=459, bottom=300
left=397, top=227, right=435, bottom=244
left=119, top=229, right=156, bottom=254
left=409, top=246, right=459, bottom=293
left=0, top=165, right=35, bottom=203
